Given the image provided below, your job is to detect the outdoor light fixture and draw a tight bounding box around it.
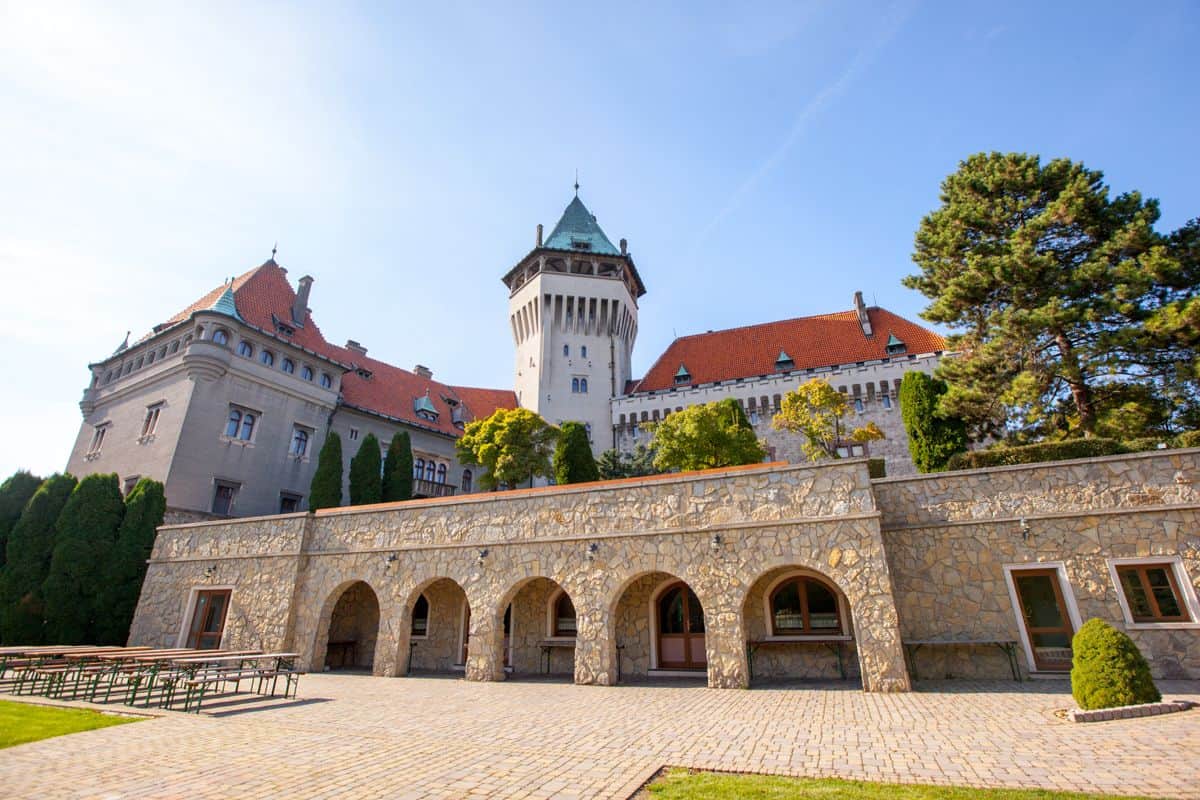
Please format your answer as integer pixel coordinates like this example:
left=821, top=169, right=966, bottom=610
left=203, top=564, right=217, bottom=578
left=385, top=553, right=398, bottom=568
left=710, top=534, right=722, bottom=552
left=477, top=547, right=489, bottom=564
left=586, top=542, right=599, bottom=561
left=1019, top=518, right=1031, bottom=540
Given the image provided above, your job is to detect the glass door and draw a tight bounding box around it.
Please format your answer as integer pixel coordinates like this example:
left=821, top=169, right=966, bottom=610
left=657, top=583, right=707, bottom=669
left=1012, top=568, right=1074, bottom=671
left=186, top=589, right=231, bottom=650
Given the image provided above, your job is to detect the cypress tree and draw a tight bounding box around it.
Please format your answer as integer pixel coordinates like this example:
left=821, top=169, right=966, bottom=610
left=381, top=431, right=414, bottom=502
left=554, top=422, right=599, bottom=485
left=42, top=473, right=124, bottom=644
left=349, top=433, right=382, bottom=506
left=308, top=431, right=344, bottom=511
left=0, top=474, right=76, bottom=644
left=899, top=372, right=968, bottom=472
left=0, top=470, right=43, bottom=570
left=95, top=478, right=166, bottom=645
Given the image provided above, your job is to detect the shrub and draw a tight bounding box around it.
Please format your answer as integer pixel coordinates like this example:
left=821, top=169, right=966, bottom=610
left=381, top=432, right=413, bottom=502
left=96, top=479, right=166, bottom=645
left=309, top=432, right=344, bottom=511
left=0, top=471, right=43, bottom=570
left=0, top=474, right=76, bottom=644
left=866, top=458, right=887, bottom=479
left=349, top=433, right=382, bottom=506
left=945, top=438, right=1126, bottom=470
left=898, top=372, right=967, bottom=472
left=1122, top=436, right=1173, bottom=453
left=554, top=422, right=599, bottom=485
left=1071, top=618, right=1160, bottom=710
left=1176, top=430, right=1200, bottom=448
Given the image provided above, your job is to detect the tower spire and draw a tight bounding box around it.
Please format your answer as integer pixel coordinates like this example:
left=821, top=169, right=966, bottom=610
left=574, top=169, right=579, bottom=196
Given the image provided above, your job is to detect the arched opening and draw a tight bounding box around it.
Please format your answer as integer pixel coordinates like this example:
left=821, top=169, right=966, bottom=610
left=406, top=578, right=469, bottom=674
left=322, top=581, right=380, bottom=672
left=497, top=577, right=577, bottom=678
left=741, top=566, right=856, bottom=684
left=611, top=572, right=707, bottom=680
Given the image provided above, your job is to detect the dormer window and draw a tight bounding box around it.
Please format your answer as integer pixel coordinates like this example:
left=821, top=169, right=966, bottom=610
left=570, top=239, right=592, bottom=251
left=775, top=350, right=794, bottom=371
left=451, top=405, right=466, bottom=428
left=674, top=364, right=691, bottom=386
left=355, top=367, right=373, bottom=380
left=886, top=333, right=906, bottom=355
left=413, top=391, right=439, bottom=422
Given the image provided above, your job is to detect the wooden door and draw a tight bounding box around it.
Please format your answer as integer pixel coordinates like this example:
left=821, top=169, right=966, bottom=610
left=1012, top=568, right=1074, bottom=672
left=460, top=604, right=470, bottom=665
left=657, top=583, right=706, bottom=669
left=186, top=590, right=231, bottom=650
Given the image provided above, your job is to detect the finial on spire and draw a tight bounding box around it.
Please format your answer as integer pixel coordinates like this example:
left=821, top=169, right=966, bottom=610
left=271, top=242, right=277, bottom=260
left=574, top=169, right=579, bottom=196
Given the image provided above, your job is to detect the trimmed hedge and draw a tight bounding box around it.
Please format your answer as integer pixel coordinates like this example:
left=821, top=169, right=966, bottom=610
left=1122, top=436, right=1173, bottom=453
left=945, top=438, right=1126, bottom=470
left=866, top=458, right=887, bottom=479
left=1071, top=618, right=1160, bottom=710
left=1177, top=430, right=1200, bottom=448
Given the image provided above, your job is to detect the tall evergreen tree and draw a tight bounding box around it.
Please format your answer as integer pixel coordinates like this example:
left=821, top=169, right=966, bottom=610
left=42, top=473, right=124, bottom=644
left=95, top=478, right=166, bottom=645
left=553, top=422, right=600, bottom=485
left=308, top=431, right=344, bottom=511
left=0, top=470, right=43, bottom=570
left=381, top=431, right=414, bottom=502
left=899, top=372, right=968, bottom=472
left=0, top=474, right=76, bottom=644
left=349, top=433, right=383, bottom=506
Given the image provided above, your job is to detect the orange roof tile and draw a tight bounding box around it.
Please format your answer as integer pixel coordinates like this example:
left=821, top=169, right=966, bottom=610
left=631, top=307, right=945, bottom=393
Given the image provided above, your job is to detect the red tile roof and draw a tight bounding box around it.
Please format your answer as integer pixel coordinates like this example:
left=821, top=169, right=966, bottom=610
left=630, top=307, right=945, bottom=394
left=152, top=261, right=517, bottom=438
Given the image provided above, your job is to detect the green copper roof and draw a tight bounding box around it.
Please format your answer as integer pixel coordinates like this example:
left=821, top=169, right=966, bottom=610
left=776, top=350, right=793, bottom=364
left=413, top=392, right=438, bottom=416
left=675, top=364, right=690, bottom=378
left=543, top=196, right=620, bottom=255
left=208, top=284, right=244, bottom=322
left=886, top=333, right=904, bottom=347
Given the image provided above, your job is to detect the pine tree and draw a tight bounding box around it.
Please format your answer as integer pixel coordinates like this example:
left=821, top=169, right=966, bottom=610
left=899, top=372, right=968, bottom=472
left=349, top=433, right=382, bottom=506
left=95, top=478, right=166, bottom=645
left=381, top=431, right=414, bottom=502
left=553, top=422, right=600, bottom=485
left=0, top=470, right=43, bottom=570
left=0, top=474, right=76, bottom=644
left=308, top=431, right=344, bottom=511
left=42, top=473, right=124, bottom=644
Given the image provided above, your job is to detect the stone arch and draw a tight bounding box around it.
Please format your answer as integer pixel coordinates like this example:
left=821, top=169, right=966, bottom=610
left=314, top=579, right=381, bottom=673
left=399, top=576, right=470, bottom=675
left=488, top=576, right=579, bottom=677
left=741, top=564, right=858, bottom=683
left=607, top=569, right=711, bottom=681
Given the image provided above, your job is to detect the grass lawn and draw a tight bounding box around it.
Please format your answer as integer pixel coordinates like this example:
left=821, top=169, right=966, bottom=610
left=0, top=699, right=141, bottom=749
left=642, top=768, right=1155, bottom=799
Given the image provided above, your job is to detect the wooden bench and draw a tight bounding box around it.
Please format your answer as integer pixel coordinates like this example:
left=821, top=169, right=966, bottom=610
left=903, top=639, right=1021, bottom=681
left=537, top=640, right=576, bottom=675
left=746, top=638, right=850, bottom=680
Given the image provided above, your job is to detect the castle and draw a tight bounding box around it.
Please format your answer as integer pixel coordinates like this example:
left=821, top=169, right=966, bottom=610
left=68, top=193, right=946, bottom=519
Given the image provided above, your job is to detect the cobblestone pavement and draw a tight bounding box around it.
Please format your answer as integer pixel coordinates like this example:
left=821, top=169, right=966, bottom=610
left=0, top=675, right=1197, bottom=799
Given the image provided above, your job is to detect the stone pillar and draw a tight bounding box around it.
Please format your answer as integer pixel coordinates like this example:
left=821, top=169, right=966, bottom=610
left=703, top=597, right=749, bottom=689
left=374, top=602, right=407, bottom=677
left=850, top=600, right=912, bottom=692
left=573, top=602, right=617, bottom=686
left=464, top=590, right=506, bottom=682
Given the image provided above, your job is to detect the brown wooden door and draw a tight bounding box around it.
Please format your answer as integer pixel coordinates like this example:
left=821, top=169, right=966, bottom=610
left=1012, top=568, right=1074, bottom=672
left=186, top=590, right=231, bottom=650
left=657, top=583, right=706, bottom=669
left=460, top=604, right=470, bottom=665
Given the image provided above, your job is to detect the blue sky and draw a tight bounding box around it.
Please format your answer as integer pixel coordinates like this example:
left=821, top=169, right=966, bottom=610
left=1, top=1, right=1197, bottom=478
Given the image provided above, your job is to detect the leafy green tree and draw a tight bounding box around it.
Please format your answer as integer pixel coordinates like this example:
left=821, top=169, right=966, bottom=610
left=349, top=433, right=382, bottom=506
left=308, top=431, right=344, bottom=511
left=899, top=372, right=967, bottom=472
left=381, top=431, right=414, bottom=502
left=597, top=445, right=660, bottom=480
left=0, top=470, right=43, bottom=569
left=456, top=408, right=559, bottom=491
left=772, top=379, right=884, bottom=461
left=96, top=478, right=166, bottom=645
left=42, top=473, right=125, bottom=644
left=651, top=399, right=766, bottom=472
left=553, top=422, right=600, bottom=485
left=904, top=152, right=1173, bottom=439
left=0, top=474, right=76, bottom=644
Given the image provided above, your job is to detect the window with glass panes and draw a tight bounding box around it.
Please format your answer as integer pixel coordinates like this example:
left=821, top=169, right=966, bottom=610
left=1117, top=563, right=1191, bottom=622
left=769, top=576, right=842, bottom=635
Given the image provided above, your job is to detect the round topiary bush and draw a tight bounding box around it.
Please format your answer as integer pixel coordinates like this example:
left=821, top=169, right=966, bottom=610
left=1071, top=618, right=1160, bottom=710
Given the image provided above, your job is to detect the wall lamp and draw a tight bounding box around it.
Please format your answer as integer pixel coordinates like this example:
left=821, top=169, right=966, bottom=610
left=1019, top=518, right=1031, bottom=541
left=385, top=553, right=399, bottom=569
left=585, top=542, right=599, bottom=562
left=203, top=564, right=217, bottom=578
left=710, top=534, right=723, bottom=553
left=477, top=547, right=489, bottom=565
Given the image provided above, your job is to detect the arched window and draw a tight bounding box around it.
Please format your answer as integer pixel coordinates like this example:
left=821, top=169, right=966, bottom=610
left=769, top=575, right=842, bottom=635
left=237, top=341, right=253, bottom=358
left=414, top=458, right=424, bottom=479
left=461, top=469, right=473, bottom=492
left=425, top=461, right=435, bottom=481
left=552, top=591, right=576, bottom=637
left=411, top=594, right=429, bottom=637
left=320, top=373, right=333, bottom=388
left=212, top=329, right=229, bottom=345
left=436, top=463, right=447, bottom=484
left=882, top=394, right=892, bottom=409
left=571, top=377, right=579, bottom=393
left=135, top=356, right=144, bottom=369
left=260, top=350, right=275, bottom=367
left=290, top=427, right=309, bottom=456
left=282, top=358, right=295, bottom=374
left=239, top=413, right=255, bottom=441
left=581, top=345, right=587, bottom=358
left=301, top=365, right=314, bottom=381
left=563, top=344, right=569, bottom=357
left=580, top=378, right=588, bottom=393
left=225, top=409, right=241, bottom=437
left=170, top=340, right=180, bottom=354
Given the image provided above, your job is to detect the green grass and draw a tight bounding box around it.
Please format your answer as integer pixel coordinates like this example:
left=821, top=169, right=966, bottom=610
left=0, top=699, right=141, bottom=748
left=643, top=769, right=1154, bottom=799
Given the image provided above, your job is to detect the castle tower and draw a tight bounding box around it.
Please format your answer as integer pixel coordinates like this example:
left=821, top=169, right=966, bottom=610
left=502, top=194, right=646, bottom=456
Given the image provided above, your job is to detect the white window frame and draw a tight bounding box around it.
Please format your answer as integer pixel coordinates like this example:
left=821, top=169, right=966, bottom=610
left=1002, top=562, right=1084, bottom=673
left=140, top=402, right=164, bottom=441
left=409, top=592, right=430, bottom=641
left=1106, top=556, right=1200, bottom=630
left=176, top=584, right=235, bottom=648
left=545, top=587, right=577, bottom=642
left=86, top=422, right=110, bottom=458
left=289, top=424, right=313, bottom=460
left=759, top=569, right=853, bottom=642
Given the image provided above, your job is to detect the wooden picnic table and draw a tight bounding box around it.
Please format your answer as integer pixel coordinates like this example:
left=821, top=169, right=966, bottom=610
left=171, top=651, right=290, bottom=664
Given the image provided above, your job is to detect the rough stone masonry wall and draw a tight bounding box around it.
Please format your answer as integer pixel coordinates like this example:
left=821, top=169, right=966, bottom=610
left=877, top=449, right=1200, bottom=679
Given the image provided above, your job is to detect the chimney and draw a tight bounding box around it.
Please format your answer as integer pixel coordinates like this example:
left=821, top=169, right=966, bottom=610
left=345, top=339, right=368, bottom=356
left=414, top=364, right=432, bottom=379
left=620, top=238, right=627, bottom=255
left=854, top=290, right=873, bottom=336
left=536, top=223, right=543, bottom=248
left=292, top=275, right=313, bottom=325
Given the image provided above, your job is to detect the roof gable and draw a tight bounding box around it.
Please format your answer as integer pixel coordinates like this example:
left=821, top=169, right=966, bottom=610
left=543, top=196, right=620, bottom=255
